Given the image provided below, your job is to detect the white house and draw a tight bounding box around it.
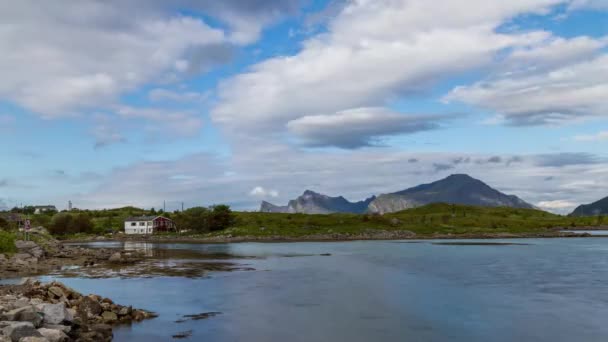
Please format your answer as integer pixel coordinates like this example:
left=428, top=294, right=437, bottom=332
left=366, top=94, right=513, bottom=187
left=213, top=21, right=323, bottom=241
left=124, top=216, right=176, bottom=235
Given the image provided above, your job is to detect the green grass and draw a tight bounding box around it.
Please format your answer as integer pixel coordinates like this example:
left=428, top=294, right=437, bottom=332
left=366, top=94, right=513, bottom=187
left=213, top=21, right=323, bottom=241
left=205, top=203, right=602, bottom=238
left=52, top=203, right=606, bottom=240
left=0, top=230, right=17, bottom=254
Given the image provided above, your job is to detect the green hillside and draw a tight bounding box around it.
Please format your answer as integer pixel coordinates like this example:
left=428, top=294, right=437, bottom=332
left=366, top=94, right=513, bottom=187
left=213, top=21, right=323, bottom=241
left=220, top=203, right=602, bottom=238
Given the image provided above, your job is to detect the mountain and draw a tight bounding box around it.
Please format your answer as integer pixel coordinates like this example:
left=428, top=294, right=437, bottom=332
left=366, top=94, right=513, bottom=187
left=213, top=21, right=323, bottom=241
left=259, top=190, right=376, bottom=214
left=367, top=174, right=534, bottom=214
left=570, top=196, right=608, bottom=216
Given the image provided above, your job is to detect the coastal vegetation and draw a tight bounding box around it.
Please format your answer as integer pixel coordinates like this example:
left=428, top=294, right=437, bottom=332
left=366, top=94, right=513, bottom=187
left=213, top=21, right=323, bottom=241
left=2, top=203, right=606, bottom=240
left=0, top=231, right=16, bottom=254
left=221, top=203, right=604, bottom=238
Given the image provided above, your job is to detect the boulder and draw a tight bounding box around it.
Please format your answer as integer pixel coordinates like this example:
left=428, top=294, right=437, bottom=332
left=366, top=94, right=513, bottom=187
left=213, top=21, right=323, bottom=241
left=38, top=304, right=69, bottom=325
left=101, top=312, right=117, bottom=323
left=1, top=321, right=43, bottom=341
left=77, top=297, right=101, bottom=318
left=36, top=328, right=68, bottom=342
left=108, top=253, right=122, bottom=263
left=14, top=241, right=45, bottom=259
left=2, top=307, right=42, bottom=327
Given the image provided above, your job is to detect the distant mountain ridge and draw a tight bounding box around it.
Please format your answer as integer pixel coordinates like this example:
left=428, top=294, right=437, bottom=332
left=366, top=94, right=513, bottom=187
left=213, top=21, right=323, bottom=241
left=367, top=174, right=534, bottom=214
left=260, top=190, right=376, bottom=214
left=259, top=174, right=534, bottom=214
left=570, top=196, right=608, bottom=216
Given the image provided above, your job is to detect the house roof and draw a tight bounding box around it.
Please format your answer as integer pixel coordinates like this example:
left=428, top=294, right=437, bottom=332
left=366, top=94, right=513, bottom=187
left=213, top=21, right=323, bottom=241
left=124, top=215, right=173, bottom=222
left=124, top=216, right=157, bottom=222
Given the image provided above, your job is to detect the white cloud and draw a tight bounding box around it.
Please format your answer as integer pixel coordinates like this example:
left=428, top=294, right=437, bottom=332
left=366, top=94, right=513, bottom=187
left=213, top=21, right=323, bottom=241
left=0, top=0, right=301, bottom=119
left=211, top=0, right=564, bottom=144
left=573, top=131, right=608, bottom=141
left=249, top=186, right=279, bottom=198
left=568, top=0, right=608, bottom=10
left=0, top=2, right=228, bottom=117
left=286, top=107, right=449, bottom=148
left=537, top=199, right=578, bottom=212
left=115, top=106, right=203, bottom=138
left=76, top=148, right=608, bottom=214
left=445, top=37, right=608, bottom=125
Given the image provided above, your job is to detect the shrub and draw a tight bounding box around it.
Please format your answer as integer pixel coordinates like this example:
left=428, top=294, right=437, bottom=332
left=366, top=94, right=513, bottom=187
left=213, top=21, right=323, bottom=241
left=0, top=230, right=16, bottom=254
left=48, top=213, right=94, bottom=235
left=174, top=205, right=236, bottom=233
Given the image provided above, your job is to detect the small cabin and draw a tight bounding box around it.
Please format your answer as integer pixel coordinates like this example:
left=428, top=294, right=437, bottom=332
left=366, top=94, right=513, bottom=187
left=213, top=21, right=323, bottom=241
left=124, top=216, right=176, bottom=235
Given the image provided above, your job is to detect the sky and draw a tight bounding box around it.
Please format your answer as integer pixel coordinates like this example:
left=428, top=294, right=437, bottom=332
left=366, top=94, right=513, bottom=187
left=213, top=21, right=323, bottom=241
left=1, top=0, right=608, bottom=214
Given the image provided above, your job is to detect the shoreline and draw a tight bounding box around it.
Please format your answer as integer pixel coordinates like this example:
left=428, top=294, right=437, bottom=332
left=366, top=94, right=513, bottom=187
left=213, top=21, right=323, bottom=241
left=62, top=230, right=599, bottom=245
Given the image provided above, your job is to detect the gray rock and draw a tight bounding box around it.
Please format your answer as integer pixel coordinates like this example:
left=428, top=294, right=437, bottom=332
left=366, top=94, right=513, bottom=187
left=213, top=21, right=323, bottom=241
left=37, top=328, right=68, bottom=342
left=38, top=304, right=68, bottom=325
left=117, top=306, right=131, bottom=316
left=108, top=253, right=122, bottom=263
left=1, top=321, right=43, bottom=341
left=40, top=325, right=70, bottom=334
left=14, top=241, right=45, bottom=259
left=18, top=337, right=49, bottom=342
left=2, top=307, right=42, bottom=327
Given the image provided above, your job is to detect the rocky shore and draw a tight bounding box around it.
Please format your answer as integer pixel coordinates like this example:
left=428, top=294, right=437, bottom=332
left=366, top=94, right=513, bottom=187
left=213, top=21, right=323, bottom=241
left=67, top=229, right=593, bottom=244
left=0, top=236, right=144, bottom=279
left=0, top=279, right=156, bottom=341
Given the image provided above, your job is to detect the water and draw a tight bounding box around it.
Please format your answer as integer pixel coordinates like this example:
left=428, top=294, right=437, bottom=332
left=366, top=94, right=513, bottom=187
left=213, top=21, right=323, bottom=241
left=35, top=239, right=608, bottom=341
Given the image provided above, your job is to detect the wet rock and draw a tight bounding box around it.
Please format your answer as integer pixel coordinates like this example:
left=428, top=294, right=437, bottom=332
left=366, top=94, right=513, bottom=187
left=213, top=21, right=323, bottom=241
left=172, top=330, right=193, bottom=339
left=36, top=328, right=68, bottom=342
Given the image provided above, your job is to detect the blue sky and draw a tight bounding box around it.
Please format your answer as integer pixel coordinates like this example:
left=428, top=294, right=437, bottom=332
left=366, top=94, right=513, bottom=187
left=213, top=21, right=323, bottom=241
left=1, top=0, right=608, bottom=213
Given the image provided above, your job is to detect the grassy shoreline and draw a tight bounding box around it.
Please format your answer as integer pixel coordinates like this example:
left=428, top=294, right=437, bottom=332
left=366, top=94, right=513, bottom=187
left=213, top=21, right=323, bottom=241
left=53, top=203, right=608, bottom=243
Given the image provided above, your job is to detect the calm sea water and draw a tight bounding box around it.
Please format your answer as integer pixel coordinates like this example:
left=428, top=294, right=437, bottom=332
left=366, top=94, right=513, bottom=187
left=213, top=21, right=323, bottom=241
left=36, top=239, right=608, bottom=341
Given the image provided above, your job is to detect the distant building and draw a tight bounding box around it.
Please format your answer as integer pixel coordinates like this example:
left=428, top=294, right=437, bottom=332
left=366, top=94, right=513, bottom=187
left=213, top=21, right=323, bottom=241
left=123, top=216, right=176, bottom=235
left=33, top=205, right=57, bottom=214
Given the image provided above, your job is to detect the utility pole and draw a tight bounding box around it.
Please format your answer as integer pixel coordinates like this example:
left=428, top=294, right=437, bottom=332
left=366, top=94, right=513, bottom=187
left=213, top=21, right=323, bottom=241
left=181, top=202, right=184, bottom=212
left=163, top=200, right=166, bottom=212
